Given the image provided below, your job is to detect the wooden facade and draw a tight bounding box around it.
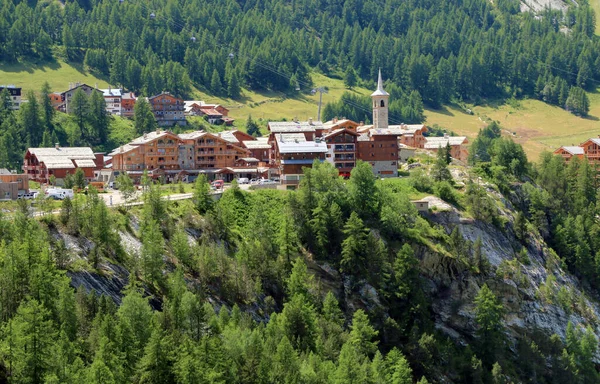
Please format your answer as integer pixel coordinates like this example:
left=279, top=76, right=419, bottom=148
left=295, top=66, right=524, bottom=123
left=323, top=129, right=360, bottom=177
left=149, top=92, right=186, bottom=126
left=110, top=131, right=182, bottom=173
left=23, top=146, right=98, bottom=183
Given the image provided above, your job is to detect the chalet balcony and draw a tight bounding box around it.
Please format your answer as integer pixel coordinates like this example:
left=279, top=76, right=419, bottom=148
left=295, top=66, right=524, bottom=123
left=197, top=150, right=240, bottom=155
left=334, top=144, right=355, bottom=152
left=334, top=154, right=355, bottom=160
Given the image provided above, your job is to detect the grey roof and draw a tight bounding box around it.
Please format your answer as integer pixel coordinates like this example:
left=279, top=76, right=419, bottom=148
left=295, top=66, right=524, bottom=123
left=268, top=121, right=322, bottom=133
left=276, top=134, right=328, bottom=153
left=130, top=130, right=176, bottom=145
left=357, top=133, right=370, bottom=142
left=424, top=136, right=468, bottom=149
left=242, top=137, right=271, bottom=149
left=0, top=168, right=11, bottom=175
left=276, top=133, right=307, bottom=143
left=561, top=146, right=585, bottom=155
left=99, top=88, right=123, bottom=97
left=178, top=131, right=207, bottom=140
left=218, top=131, right=240, bottom=144
left=371, top=69, right=389, bottom=97
left=108, top=144, right=137, bottom=156
left=28, top=147, right=96, bottom=170
left=238, top=157, right=260, bottom=163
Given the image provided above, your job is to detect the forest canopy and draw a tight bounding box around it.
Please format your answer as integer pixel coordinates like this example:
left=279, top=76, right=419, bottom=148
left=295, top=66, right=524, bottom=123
left=0, top=0, right=598, bottom=114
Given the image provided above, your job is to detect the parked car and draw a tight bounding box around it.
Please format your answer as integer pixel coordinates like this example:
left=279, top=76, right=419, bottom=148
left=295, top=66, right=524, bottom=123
left=237, top=177, right=249, bottom=184
left=249, top=178, right=259, bottom=184
left=211, top=180, right=224, bottom=189
left=18, top=192, right=38, bottom=200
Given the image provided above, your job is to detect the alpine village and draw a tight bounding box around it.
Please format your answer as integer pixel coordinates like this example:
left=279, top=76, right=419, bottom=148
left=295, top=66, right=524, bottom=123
left=3, top=0, right=600, bottom=383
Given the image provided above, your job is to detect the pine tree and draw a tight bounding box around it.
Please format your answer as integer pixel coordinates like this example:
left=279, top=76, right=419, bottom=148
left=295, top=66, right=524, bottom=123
left=137, top=325, right=175, bottom=384
left=88, top=89, right=108, bottom=144
left=20, top=90, right=42, bottom=146
left=141, top=218, right=165, bottom=286
left=431, top=147, right=452, bottom=182
left=134, top=98, right=157, bottom=135
left=474, top=284, right=504, bottom=366
left=210, top=69, right=223, bottom=95
left=344, top=66, right=358, bottom=89
left=349, top=160, right=379, bottom=220
left=193, top=174, right=213, bottom=214
left=245, top=114, right=261, bottom=137
left=348, top=309, right=378, bottom=357
left=40, top=81, right=54, bottom=134
left=340, top=212, right=370, bottom=277
left=3, top=299, right=57, bottom=383
left=74, top=168, right=86, bottom=190
left=71, top=88, right=89, bottom=143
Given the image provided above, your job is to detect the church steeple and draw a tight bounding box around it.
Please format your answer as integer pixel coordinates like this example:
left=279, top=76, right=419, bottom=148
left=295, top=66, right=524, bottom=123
left=371, top=69, right=389, bottom=129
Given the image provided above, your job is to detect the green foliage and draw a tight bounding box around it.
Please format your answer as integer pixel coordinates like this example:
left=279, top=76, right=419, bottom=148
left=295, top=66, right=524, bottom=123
left=193, top=174, right=213, bottom=214
left=116, top=173, right=135, bottom=203
left=74, top=168, right=86, bottom=189
left=134, top=98, right=157, bottom=135
left=474, top=284, right=504, bottom=366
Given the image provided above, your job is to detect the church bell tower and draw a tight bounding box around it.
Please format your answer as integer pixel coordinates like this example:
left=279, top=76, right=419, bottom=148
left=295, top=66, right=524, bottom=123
left=371, top=69, right=389, bottom=129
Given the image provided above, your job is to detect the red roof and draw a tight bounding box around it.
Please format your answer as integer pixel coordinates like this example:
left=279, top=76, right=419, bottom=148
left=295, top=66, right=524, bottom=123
left=201, top=108, right=222, bottom=116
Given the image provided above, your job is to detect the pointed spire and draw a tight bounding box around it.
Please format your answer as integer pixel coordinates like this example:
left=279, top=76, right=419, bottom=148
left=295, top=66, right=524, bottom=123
left=371, top=68, right=389, bottom=97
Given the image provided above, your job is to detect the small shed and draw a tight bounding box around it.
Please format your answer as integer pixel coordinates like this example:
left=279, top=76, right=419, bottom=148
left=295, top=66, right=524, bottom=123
left=411, top=200, right=429, bottom=213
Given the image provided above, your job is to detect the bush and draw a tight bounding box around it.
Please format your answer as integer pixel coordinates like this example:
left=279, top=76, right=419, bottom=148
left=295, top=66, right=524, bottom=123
left=411, top=170, right=433, bottom=193
left=434, top=181, right=460, bottom=206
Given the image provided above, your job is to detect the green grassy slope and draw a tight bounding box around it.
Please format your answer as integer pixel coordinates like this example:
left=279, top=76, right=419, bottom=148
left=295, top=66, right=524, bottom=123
left=4, top=60, right=600, bottom=162
left=0, top=60, right=109, bottom=91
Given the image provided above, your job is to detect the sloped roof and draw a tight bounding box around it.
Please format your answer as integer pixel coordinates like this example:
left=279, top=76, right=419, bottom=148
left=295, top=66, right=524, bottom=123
left=99, top=88, right=123, bottom=97
left=130, top=130, right=177, bottom=145
left=424, top=136, right=468, bottom=149
left=108, top=144, right=137, bottom=157
left=560, top=146, right=585, bottom=155
left=276, top=134, right=327, bottom=153
left=323, top=128, right=360, bottom=139
left=268, top=121, right=322, bottom=133
left=178, top=131, right=208, bottom=140
left=28, top=147, right=96, bottom=170
left=242, top=137, right=271, bottom=149
left=276, top=133, right=307, bottom=143
left=218, top=131, right=239, bottom=143
left=0, top=168, right=11, bottom=175
left=371, top=69, right=389, bottom=97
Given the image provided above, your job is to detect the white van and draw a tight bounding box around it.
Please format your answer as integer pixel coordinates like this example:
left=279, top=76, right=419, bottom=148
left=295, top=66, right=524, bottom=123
left=45, top=188, right=74, bottom=200
left=237, top=177, right=249, bottom=184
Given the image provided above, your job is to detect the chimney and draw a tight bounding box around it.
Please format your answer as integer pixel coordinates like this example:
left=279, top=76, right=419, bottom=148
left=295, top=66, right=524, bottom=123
left=55, top=143, right=60, bottom=150
left=308, top=117, right=313, bottom=125
left=143, top=133, right=148, bottom=139
left=156, top=128, right=160, bottom=134
left=333, top=118, right=338, bottom=123
left=359, top=121, right=364, bottom=126
left=444, top=133, right=449, bottom=139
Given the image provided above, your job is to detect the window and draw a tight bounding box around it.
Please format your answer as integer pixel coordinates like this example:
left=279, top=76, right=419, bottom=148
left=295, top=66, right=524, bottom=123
left=370, top=153, right=374, bottom=157
left=380, top=100, right=385, bottom=107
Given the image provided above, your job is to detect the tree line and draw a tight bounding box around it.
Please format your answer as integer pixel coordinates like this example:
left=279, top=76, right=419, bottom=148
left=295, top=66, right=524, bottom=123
left=0, top=155, right=598, bottom=382
left=1, top=0, right=599, bottom=116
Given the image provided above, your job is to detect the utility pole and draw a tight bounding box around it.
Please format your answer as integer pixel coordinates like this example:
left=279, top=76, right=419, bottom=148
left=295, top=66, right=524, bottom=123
left=312, top=87, right=328, bottom=122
